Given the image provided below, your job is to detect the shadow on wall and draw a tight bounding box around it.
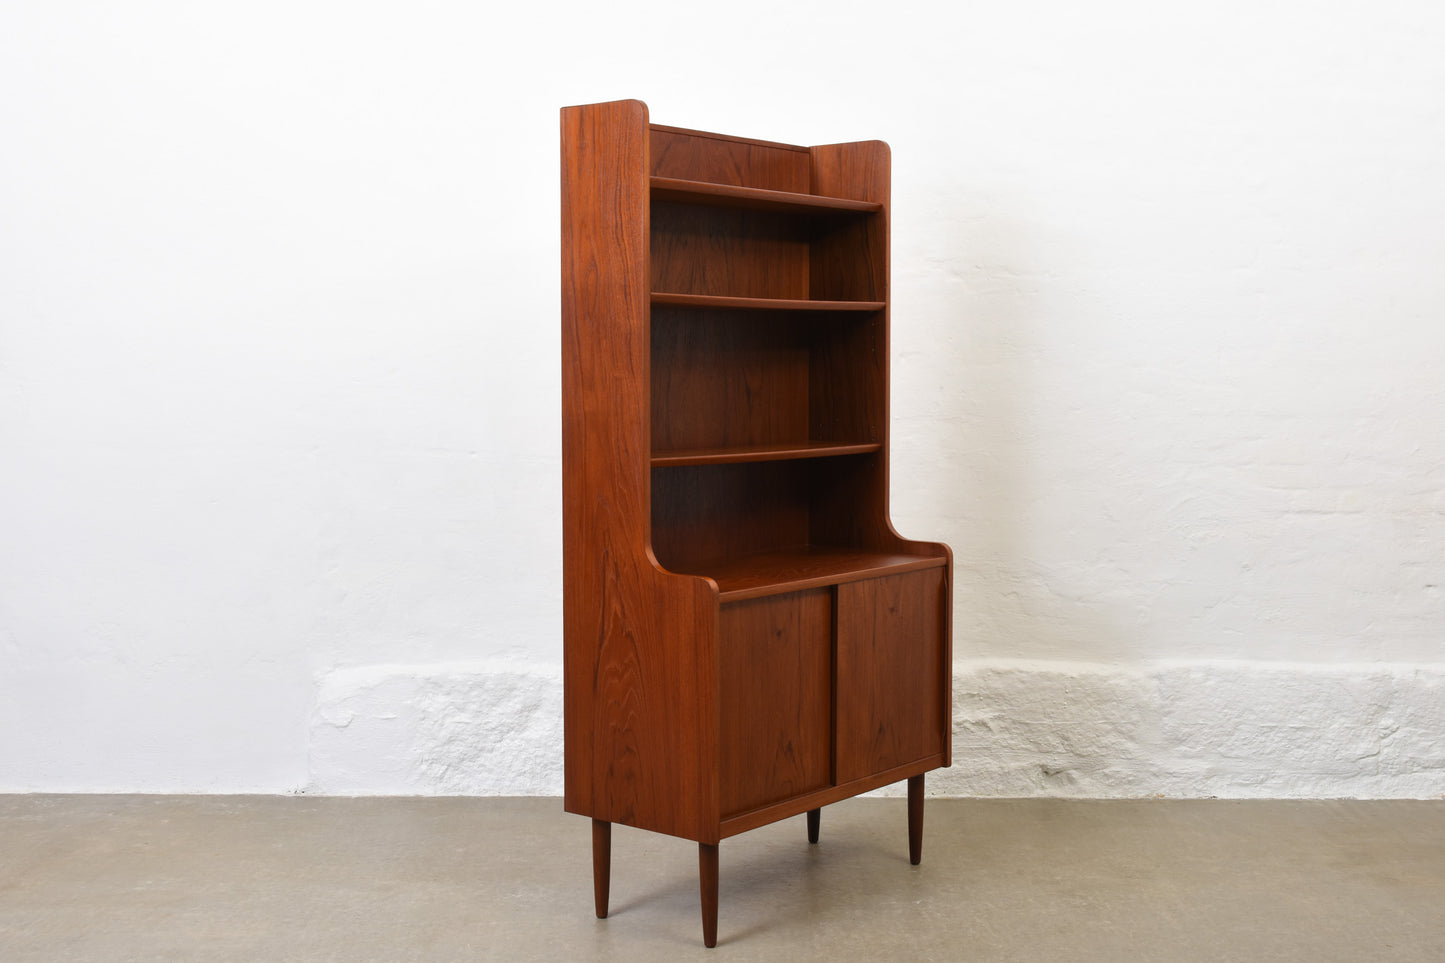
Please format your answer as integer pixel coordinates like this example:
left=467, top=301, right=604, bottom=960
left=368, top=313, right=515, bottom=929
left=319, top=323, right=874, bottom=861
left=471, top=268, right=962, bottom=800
left=904, top=201, right=1164, bottom=796
left=924, top=203, right=1143, bottom=664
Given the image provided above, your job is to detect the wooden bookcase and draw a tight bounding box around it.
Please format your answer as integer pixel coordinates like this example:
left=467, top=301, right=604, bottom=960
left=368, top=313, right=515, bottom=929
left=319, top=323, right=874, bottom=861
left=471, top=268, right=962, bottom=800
left=561, top=99, right=952, bottom=948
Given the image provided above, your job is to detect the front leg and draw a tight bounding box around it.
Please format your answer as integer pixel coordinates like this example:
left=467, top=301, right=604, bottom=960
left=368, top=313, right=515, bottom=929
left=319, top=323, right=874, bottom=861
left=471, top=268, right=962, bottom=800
left=699, top=842, right=719, bottom=947
left=907, top=774, right=924, bottom=865
left=592, top=819, right=611, bottom=918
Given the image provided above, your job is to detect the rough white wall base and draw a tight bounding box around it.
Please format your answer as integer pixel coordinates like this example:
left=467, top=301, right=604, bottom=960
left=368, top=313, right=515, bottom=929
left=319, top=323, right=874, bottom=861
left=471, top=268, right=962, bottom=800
left=937, top=660, right=1445, bottom=799
left=308, top=660, right=1445, bottom=798
left=309, top=662, right=563, bottom=795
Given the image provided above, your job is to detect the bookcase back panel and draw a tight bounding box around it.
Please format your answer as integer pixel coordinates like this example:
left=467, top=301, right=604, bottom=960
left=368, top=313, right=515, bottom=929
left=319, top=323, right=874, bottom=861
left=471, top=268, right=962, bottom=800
left=650, top=127, right=810, bottom=192
left=651, top=310, right=885, bottom=452
left=650, top=456, right=895, bottom=570
left=651, top=309, right=811, bottom=450
left=651, top=204, right=811, bottom=300
left=651, top=461, right=814, bottom=569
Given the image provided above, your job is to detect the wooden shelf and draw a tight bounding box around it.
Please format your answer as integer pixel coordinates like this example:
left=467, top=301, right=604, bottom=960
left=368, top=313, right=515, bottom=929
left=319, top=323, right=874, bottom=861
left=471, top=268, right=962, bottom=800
left=651, top=176, right=882, bottom=215
left=652, top=442, right=881, bottom=467
left=666, top=546, right=948, bottom=602
left=652, top=292, right=885, bottom=313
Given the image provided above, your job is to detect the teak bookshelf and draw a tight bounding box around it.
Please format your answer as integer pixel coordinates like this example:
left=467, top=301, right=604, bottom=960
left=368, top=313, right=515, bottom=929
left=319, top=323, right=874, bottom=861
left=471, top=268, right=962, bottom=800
left=561, top=99, right=953, bottom=948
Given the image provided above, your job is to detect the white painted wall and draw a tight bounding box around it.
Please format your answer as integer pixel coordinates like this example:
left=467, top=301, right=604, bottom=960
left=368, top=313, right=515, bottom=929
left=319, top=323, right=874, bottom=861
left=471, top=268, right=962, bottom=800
left=3, top=1, right=1443, bottom=795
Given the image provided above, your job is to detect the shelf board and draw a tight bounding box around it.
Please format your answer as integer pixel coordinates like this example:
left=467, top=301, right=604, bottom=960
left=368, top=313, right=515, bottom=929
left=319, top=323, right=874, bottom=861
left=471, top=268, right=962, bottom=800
left=651, top=176, right=882, bottom=214
left=652, top=442, right=881, bottom=467
left=666, top=546, right=947, bottom=602
left=652, top=292, right=885, bottom=313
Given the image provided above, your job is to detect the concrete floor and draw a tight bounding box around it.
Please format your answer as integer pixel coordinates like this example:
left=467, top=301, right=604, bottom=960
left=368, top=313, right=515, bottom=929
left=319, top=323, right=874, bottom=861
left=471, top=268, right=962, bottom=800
left=1, top=796, right=1442, bottom=961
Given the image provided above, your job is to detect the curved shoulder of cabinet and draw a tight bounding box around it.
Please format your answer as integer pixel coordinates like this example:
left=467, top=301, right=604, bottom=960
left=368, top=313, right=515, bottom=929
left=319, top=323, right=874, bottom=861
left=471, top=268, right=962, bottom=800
left=644, top=546, right=721, bottom=599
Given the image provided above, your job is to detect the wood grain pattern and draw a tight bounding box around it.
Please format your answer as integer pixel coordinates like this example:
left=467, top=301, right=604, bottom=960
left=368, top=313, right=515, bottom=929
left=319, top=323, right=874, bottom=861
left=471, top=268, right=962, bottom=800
left=561, top=100, right=720, bottom=844
left=650, top=306, right=812, bottom=451
left=651, top=203, right=811, bottom=300
left=651, top=304, right=883, bottom=456
left=651, top=125, right=809, bottom=191
left=835, top=568, right=948, bottom=783
left=651, top=461, right=813, bottom=571
left=718, top=590, right=832, bottom=817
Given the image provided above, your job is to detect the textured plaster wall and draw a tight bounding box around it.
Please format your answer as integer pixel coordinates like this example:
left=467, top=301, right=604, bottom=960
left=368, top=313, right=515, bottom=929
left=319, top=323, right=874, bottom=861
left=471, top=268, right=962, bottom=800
left=4, top=1, right=1444, bottom=795
left=309, top=662, right=1445, bottom=798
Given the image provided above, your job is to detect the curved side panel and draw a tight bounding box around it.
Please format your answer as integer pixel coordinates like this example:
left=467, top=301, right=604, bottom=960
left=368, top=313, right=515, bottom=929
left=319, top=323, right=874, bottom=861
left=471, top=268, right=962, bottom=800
left=809, top=140, right=905, bottom=551
left=812, top=140, right=953, bottom=768
left=562, top=100, right=720, bottom=842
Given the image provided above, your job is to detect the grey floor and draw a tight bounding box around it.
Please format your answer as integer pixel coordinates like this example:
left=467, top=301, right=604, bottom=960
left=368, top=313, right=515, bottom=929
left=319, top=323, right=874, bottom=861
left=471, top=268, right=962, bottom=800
left=1, top=796, right=1442, bottom=961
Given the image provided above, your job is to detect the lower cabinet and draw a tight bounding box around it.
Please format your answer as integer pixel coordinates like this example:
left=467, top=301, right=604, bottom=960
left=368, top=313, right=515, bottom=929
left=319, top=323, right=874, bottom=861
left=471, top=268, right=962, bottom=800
left=718, top=568, right=948, bottom=816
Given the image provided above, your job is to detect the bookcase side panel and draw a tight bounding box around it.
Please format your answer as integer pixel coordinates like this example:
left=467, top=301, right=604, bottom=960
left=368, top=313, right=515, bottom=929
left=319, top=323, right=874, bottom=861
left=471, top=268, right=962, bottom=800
left=807, top=143, right=899, bottom=551
left=563, top=100, right=720, bottom=842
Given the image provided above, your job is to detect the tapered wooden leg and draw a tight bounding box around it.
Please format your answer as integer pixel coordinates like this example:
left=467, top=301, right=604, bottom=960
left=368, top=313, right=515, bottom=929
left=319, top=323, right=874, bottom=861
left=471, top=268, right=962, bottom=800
left=908, top=774, right=924, bottom=865
left=699, top=842, right=719, bottom=948
left=806, top=808, right=820, bottom=844
left=592, top=819, right=611, bottom=919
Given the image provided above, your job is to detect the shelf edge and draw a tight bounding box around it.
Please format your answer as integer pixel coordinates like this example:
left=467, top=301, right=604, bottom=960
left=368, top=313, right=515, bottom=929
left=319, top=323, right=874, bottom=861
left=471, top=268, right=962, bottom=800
left=651, top=176, right=882, bottom=213
left=651, top=292, right=885, bottom=312
left=712, top=554, right=948, bottom=603
left=652, top=443, right=881, bottom=467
